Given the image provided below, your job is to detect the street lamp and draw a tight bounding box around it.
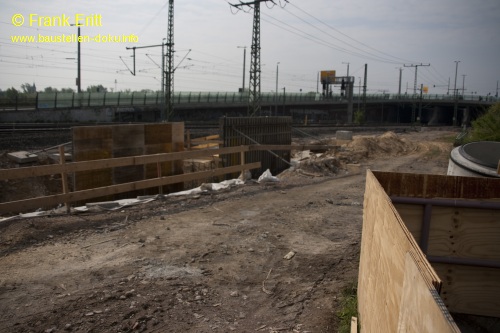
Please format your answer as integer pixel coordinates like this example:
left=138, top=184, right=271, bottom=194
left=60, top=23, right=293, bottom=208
left=275, top=62, right=280, bottom=115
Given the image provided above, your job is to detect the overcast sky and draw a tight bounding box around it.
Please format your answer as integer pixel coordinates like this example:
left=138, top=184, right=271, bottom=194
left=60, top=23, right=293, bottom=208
left=2, top=0, right=499, bottom=96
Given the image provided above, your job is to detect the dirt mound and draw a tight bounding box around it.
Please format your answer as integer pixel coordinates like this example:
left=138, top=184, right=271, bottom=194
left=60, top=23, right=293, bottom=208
left=336, top=131, right=416, bottom=164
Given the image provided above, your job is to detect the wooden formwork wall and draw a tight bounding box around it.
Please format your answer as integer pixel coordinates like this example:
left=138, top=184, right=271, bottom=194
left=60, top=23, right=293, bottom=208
left=220, top=117, right=291, bottom=178
left=73, top=123, right=184, bottom=201
left=359, top=170, right=460, bottom=333
left=373, top=171, right=500, bottom=318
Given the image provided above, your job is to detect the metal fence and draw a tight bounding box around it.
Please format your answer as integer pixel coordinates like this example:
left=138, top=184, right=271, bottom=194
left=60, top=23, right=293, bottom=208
left=0, top=91, right=497, bottom=110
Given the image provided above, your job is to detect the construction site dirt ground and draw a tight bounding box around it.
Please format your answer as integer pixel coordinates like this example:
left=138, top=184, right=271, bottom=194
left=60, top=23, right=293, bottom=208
left=0, top=128, right=458, bottom=333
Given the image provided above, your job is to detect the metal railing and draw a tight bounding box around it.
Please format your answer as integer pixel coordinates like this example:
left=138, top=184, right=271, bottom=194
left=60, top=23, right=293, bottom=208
left=0, top=91, right=497, bottom=111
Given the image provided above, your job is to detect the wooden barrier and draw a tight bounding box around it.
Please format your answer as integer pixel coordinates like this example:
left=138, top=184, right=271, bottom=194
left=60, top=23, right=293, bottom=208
left=0, top=144, right=335, bottom=215
left=358, top=170, right=460, bottom=332
left=359, top=170, right=500, bottom=332
left=374, top=171, right=500, bottom=318
left=0, top=145, right=253, bottom=215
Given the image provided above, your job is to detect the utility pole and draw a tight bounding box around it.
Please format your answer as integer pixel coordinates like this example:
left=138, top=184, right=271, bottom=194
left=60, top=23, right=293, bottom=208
left=237, top=46, right=247, bottom=94
left=275, top=62, right=280, bottom=116
left=462, top=74, right=466, bottom=97
left=397, top=67, right=403, bottom=97
left=404, top=63, right=430, bottom=124
left=453, top=60, right=460, bottom=126
left=342, top=62, right=350, bottom=78
left=363, top=64, right=367, bottom=120
left=77, top=26, right=81, bottom=93
left=230, top=0, right=289, bottom=116
left=404, top=63, right=430, bottom=95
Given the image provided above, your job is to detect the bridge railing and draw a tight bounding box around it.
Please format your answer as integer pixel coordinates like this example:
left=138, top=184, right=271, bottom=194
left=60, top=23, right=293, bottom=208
left=0, top=91, right=497, bottom=110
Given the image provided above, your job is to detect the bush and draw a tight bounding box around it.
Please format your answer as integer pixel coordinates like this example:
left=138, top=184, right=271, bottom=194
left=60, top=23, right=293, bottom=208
left=466, top=103, right=500, bottom=142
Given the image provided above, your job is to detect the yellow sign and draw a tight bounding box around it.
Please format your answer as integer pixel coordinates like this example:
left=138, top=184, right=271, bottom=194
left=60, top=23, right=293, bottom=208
left=423, top=85, right=429, bottom=93
left=320, top=70, right=336, bottom=84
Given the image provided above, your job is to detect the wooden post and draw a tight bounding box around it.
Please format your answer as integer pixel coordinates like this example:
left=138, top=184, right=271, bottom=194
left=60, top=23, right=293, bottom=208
left=186, top=129, right=191, bottom=150
left=58, top=145, right=70, bottom=213
left=157, top=162, right=163, bottom=195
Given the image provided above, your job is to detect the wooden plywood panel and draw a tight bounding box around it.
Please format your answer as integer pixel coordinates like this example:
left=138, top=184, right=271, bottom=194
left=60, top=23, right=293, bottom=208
left=72, top=123, right=185, bottom=202
left=144, top=123, right=172, bottom=145
left=358, top=170, right=443, bottom=332
left=112, top=125, right=145, bottom=198
left=397, top=252, right=460, bottom=333
left=73, top=126, right=113, bottom=193
left=113, top=124, right=145, bottom=149
left=434, top=263, right=500, bottom=317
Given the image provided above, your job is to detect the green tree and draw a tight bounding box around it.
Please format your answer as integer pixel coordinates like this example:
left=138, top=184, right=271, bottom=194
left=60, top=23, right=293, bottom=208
left=466, top=103, right=500, bottom=142
left=86, top=85, right=108, bottom=93
left=21, top=82, right=37, bottom=93
left=6, top=87, right=18, bottom=100
left=60, top=87, right=75, bottom=93
left=44, top=87, right=58, bottom=93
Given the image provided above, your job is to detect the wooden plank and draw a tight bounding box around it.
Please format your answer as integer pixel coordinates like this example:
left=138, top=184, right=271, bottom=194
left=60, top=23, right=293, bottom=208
left=191, top=134, right=220, bottom=142
left=497, top=160, right=500, bottom=175
left=425, top=206, right=500, bottom=260
left=0, top=162, right=261, bottom=214
left=191, top=143, right=220, bottom=150
left=433, top=263, right=500, bottom=317
left=0, top=146, right=250, bottom=180
left=397, top=252, right=460, bottom=333
left=249, top=144, right=337, bottom=151
left=350, top=317, right=357, bottom=333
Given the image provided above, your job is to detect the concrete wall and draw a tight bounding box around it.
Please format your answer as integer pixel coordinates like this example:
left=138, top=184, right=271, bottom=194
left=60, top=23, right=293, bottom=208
left=0, top=108, right=115, bottom=123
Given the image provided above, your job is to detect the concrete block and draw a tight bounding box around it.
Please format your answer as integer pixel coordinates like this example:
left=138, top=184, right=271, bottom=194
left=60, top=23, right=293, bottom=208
left=336, top=130, right=353, bottom=141
left=7, top=151, right=38, bottom=164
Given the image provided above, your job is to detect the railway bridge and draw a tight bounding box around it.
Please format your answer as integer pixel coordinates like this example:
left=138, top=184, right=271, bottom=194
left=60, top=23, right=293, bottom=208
left=0, top=91, right=496, bottom=126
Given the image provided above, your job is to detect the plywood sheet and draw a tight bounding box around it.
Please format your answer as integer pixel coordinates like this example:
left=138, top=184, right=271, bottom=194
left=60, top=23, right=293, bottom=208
left=73, top=123, right=184, bottom=201
left=397, top=252, right=460, bottom=333
left=358, top=170, right=443, bottom=332
left=73, top=126, right=113, bottom=196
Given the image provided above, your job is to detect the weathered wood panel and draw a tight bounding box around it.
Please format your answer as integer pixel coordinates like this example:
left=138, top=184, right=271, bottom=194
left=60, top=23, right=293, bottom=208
left=434, top=263, right=500, bottom=317
left=373, top=171, right=500, bottom=199
left=73, top=123, right=184, bottom=200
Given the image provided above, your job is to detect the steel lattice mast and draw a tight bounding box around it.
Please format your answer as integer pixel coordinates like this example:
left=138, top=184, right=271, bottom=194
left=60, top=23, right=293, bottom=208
left=248, top=2, right=261, bottom=116
left=165, top=0, right=174, bottom=121
left=231, top=0, right=285, bottom=117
